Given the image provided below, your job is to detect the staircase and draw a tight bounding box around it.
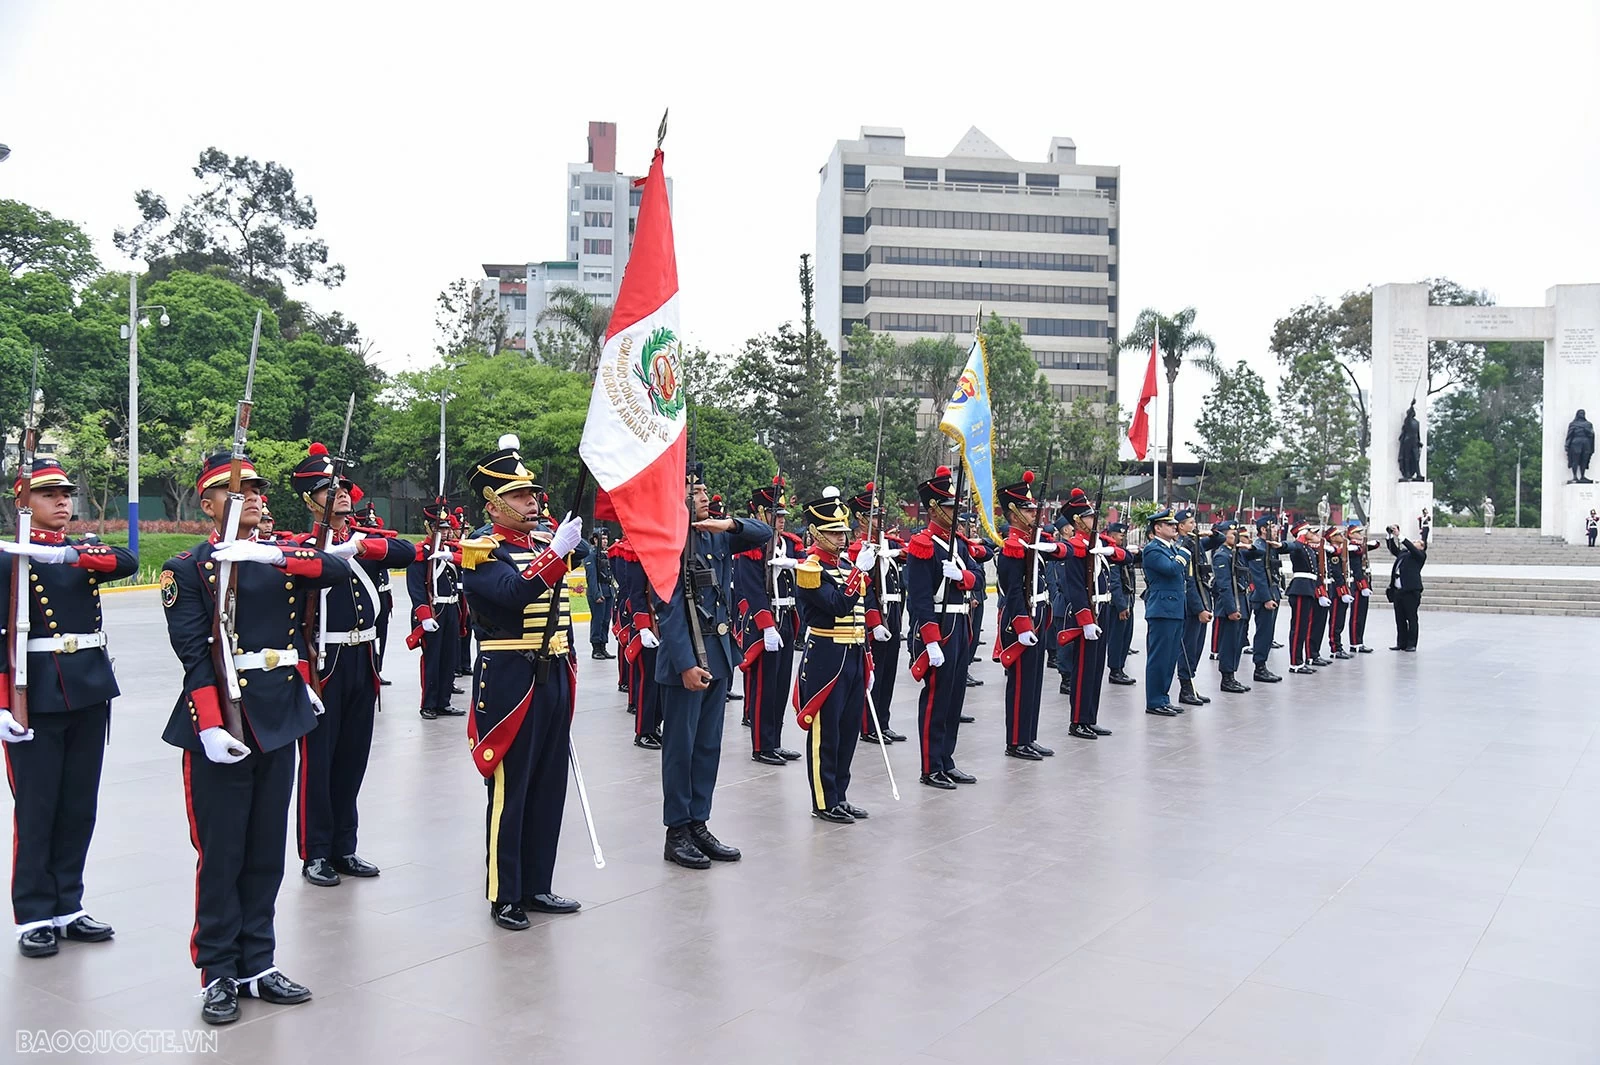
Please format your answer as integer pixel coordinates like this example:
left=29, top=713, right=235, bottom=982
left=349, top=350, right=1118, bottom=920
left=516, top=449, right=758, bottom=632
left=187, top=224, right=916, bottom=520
left=1423, top=526, right=1600, bottom=565
left=1365, top=575, right=1599, bottom=617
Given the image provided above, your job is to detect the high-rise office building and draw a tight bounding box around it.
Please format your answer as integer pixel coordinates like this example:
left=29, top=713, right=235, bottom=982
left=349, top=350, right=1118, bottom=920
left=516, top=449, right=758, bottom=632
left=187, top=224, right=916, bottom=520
left=816, top=126, right=1120, bottom=417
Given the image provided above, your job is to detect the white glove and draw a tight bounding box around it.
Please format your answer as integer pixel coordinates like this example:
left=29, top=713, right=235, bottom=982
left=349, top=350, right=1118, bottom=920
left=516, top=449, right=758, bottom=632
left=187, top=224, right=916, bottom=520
left=550, top=513, right=584, bottom=558
left=941, top=559, right=964, bottom=581
left=1017, top=630, right=1038, bottom=647
left=1023, top=540, right=1056, bottom=552
left=306, top=685, right=326, bottom=716
left=872, top=624, right=892, bottom=642
left=422, top=617, right=440, bottom=633
left=762, top=627, right=781, bottom=652
left=1090, top=544, right=1118, bottom=557
left=325, top=538, right=362, bottom=559
left=429, top=546, right=455, bottom=562
left=883, top=547, right=902, bottom=560
left=0, top=541, right=77, bottom=564
left=925, top=641, right=945, bottom=668
left=1361, top=588, right=1372, bottom=597
left=1340, top=594, right=1354, bottom=604
left=768, top=555, right=799, bottom=570
left=1082, top=623, right=1101, bottom=641
left=214, top=541, right=285, bottom=565
left=0, top=709, right=34, bottom=743
left=1324, top=542, right=1337, bottom=553
left=1318, top=596, right=1332, bottom=608
left=854, top=543, right=878, bottom=572
left=199, top=726, right=251, bottom=764
left=639, top=629, right=660, bottom=649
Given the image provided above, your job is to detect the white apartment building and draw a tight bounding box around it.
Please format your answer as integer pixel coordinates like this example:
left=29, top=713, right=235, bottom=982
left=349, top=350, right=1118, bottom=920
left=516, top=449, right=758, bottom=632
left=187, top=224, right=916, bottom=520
left=816, top=126, right=1120, bottom=417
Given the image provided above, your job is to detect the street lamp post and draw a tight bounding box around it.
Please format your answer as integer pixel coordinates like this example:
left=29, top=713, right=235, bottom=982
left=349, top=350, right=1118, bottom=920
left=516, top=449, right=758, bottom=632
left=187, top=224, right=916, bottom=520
left=122, top=274, right=168, bottom=556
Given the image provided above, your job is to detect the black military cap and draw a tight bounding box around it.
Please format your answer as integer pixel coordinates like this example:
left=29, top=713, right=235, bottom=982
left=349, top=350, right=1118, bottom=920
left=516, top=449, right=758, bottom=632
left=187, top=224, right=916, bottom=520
left=468, top=434, right=541, bottom=502
left=802, top=489, right=852, bottom=533
left=917, top=465, right=956, bottom=506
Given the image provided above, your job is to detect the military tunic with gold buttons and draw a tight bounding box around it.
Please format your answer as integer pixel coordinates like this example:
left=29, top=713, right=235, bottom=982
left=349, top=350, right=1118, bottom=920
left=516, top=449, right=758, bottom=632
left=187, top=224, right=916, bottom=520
left=793, top=546, right=871, bottom=814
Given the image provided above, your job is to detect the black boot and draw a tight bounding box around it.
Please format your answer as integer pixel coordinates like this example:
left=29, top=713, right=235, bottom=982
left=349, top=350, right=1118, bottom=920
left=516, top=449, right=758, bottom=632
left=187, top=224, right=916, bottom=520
left=1108, top=670, right=1136, bottom=685
left=1253, top=665, right=1282, bottom=683
left=1220, top=672, right=1251, bottom=693
left=664, top=826, right=711, bottom=869
left=1178, top=680, right=1206, bottom=707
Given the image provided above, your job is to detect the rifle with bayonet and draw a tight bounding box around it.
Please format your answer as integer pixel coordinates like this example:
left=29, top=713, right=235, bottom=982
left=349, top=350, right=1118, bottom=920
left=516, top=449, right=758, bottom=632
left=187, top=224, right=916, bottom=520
left=7, top=354, right=43, bottom=729
left=211, top=314, right=262, bottom=740
left=1028, top=442, right=1055, bottom=617
left=428, top=390, right=450, bottom=612
left=303, top=392, right=356, bottom=689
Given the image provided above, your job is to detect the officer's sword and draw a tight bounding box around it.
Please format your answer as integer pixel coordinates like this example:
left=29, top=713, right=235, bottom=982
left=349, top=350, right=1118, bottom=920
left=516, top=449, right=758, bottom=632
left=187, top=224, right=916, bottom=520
left=568, top=731, right=605, bottom=868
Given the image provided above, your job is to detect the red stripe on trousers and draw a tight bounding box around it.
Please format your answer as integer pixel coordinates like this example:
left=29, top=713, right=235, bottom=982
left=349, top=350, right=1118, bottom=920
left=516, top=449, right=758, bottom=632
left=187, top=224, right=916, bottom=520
left=921, top=662, right=937, bottom=775
left=5, top=745, right=17, bottom=923
left=1073, top=637, right=1088, bottom=724
left=296, top=734, right=310, bottom=860
left=750, top=655, right=764, bottom=753
left=182, top=752, right=204, bottom=976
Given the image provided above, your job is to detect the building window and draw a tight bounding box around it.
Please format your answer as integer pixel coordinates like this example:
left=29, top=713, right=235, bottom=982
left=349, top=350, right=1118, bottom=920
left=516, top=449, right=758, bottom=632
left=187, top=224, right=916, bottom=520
left=583, top=239, right=613, bottom=255
left=583, top=211, right=613, bottom=227
left=583, top=184, right=614, bottom=201
left=868, top=208, right=1107, bottom=235
left=864, top=279, right=1107, bottom=305
left=842, top=253, right=865, bottom=272
left=944, top=169, right=1019, bottom=186
left=1024, top=318, right=1108, bottom=337
left=1050, top=384, right=1112, bottom=403
left=1108, top=263, right=1118, bottom=282
left=842, top=285, right=865, bottom=304
left=512, top=295, right=527, bottom=310
left=1031, top=350, right=1108, bottom=370
left=869, top=312, right=976, bottom=334
left=903, top=166, right=938, bottom=182
left=843, top=164, right=866, bottom=190
left=570, top=199, right=579, bottom=213
left=1025, top=173, right=1059, bottom=188
left=629, top=187, right=643, bottom=207
left=1108, top=227, right=1118, bottom=245
left=843, top=215, right=865, bottom=234
left=569, top=226, right=579, bottom=242
left=1107, top=295, right=1117, bottom=314
left=871, top=246, right=1107, bottom=273
left=1096, top=176, right=1119, bottom=199
left=841, top=318, right=864, bottom=338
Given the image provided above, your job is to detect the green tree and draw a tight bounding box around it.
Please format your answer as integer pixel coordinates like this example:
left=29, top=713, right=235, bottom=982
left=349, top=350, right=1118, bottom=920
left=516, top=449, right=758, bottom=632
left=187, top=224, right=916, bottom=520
left=436, top=276, right=511, bottom=359
left=1048, top=396, right=1124, bottom=502
left=689, top=404, right=777, bottom=511
left=58, top=414, right=120, bottom=533
left=1190, top=360, right=1279, bottom=512
left=1276, top=351, right=1368, bottom=517
left=1118, top=307, right=1217, bottom=502
left=841, top=325, right=921, bottom=511
left=0, top=200, right=100, bottom=284
left=535, top=286, right=612, bottom=376
left=1428, top=341, right=1542, bottom=523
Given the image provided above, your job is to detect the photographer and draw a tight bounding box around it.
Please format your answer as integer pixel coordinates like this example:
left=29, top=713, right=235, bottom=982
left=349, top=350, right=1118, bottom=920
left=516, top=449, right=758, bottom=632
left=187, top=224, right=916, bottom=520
left=1385, top=517, right=1430, bottom=652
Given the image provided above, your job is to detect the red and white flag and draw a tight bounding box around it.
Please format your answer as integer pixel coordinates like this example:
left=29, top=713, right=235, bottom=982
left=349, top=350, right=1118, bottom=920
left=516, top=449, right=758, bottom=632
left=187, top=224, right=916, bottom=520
left=579, top=148, right=688, bottom=601
left=1128, top=334, right=1160, bottom=460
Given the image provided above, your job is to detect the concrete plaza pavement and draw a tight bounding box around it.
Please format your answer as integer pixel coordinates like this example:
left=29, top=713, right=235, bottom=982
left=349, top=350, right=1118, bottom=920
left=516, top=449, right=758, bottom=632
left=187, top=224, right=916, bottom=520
left=3, top=588, right=1599, bottom=1064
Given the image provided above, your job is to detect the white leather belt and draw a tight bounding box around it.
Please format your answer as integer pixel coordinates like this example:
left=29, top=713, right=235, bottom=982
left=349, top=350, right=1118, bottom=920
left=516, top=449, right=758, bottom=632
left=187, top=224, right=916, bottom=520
left=27, top=632, right=106, bottom=654
left=772, top=596, right=795, bottom=607
left=324, top=627, right=379, bottom=645
left=431, top=595, right=460, bottom=604
left=1031, top=592, right=1050, bottom=604
left=935, top=604, right=969, bottom=614
left=1291, top=571, right=1315, bottom=580
left=235, top=648, right=300, bottom=671
left=1092, top=593, right=1112, bottom=604
left=882, top=593, right=902, bottom=603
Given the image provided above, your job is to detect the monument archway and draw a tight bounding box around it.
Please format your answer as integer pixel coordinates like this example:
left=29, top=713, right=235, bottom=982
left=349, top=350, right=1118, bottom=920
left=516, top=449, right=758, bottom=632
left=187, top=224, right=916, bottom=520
left=1370, top=283, right=1599, bottom=543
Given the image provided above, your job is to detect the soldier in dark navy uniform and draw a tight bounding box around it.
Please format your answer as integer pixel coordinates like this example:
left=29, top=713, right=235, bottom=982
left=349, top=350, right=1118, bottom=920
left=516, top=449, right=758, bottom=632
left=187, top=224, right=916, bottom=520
left=1209, top=521, right=1253, bottom=694
left=612, top=535, right=663, bottom=748
left=287, top=445, right=417, bottom=888
left=993, top=472, right=1068, bottom=759
left=456, top=436, right=587, bottom=929
left=793, top=492, right=876, bottom=823
left=848, top=483, right=907, bottom=745
left=733, top=477, right=803, bottom=767
left=1056, top=487, right=1127, bottom=740
left=1325, top=525, right=1354, bottom=660
left=1174, top=510, right=1220, bottom=707
left=1141, top=509, right=1188, bottom=717
left=1104, top=522, right=1140, bottom=686
left=1343, top=520, right=1376, bottom=653
left=656, top=462, right=771, bottom=869
left=1246, top=515, right=1284, bottom=682
left=160, top=452, right=347, bottom=1024
left=1285, top=524, right=1328, bottom=674
left=356, top=497, right=395, bottom=686
left=1, top=458, right=136, bottom=960
left=406, top=503, right=464, bottom=719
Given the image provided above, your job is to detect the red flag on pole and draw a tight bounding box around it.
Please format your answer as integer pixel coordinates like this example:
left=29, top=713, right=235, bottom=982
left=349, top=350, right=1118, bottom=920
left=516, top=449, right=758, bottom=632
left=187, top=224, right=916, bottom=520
left=1128, top=336, right=1159, bottom=460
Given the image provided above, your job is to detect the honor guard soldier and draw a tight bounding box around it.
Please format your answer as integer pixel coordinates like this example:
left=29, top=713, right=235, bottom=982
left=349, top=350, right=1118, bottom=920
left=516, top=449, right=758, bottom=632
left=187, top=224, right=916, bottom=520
left=734, top=477, right=803, bottom=767
left=161, top=452, right=347, bottom=1024
left=455, top=506, right=476, bottom=678
left=456, top=436, right=586, bottom=928
left=357, top=496, right=395, bottom=686
left=1246, top=516, right=1284, bottom=682
left=1173, top=510, right=1219, bottom=707
left=793, top=492, right=875, bottom=823
left=406, top=503, right=464, bottom=719
left=903, top=466, right=981, bottom=790
left=614, top=536, right=663, bottom=749
left=959, top=508, right=992, bottom=691
left=1140, top=509, right=1188, bottom=717
left=1325, top=526, right=1354, bottom=659
left=288, top=445, right=417, bottom=888
left=257, top=501, right=279, bottom=542
left=1209, top=521, right=1252, bottom=693
left=1, top=458, right=136, bottom=959
left=993, top=472, right=1066, bottom=758
left=1104, top=523, right=1139, bottom=686
left=584, top=530, right=617, bottom=661
left=655, top=462, right=770, bottom=869
left=1343, top=520, right=1376, bottom=652
left=848, top=483, right=907, bottom=745
left=1055, top=487, right=1124, bottom=740
left=1285, top=525, right=1329, bottom=674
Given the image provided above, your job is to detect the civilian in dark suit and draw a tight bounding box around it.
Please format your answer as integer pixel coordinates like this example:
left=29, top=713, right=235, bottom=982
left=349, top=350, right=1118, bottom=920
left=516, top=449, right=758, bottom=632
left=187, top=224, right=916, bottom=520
left=1386, top=523, right=1429, bottom=651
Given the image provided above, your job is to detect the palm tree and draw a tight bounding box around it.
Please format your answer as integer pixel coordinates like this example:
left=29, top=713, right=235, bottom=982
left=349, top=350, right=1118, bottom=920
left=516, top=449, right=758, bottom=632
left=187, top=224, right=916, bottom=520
left=536, top=286, right=612, bottom=376
left=1119, top=307, right=1218, bottom=503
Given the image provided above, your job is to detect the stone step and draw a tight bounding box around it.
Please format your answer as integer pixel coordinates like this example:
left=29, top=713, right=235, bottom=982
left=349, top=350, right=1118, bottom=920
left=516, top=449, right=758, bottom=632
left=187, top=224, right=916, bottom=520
left=1367, top=599, right=1599, bottom=616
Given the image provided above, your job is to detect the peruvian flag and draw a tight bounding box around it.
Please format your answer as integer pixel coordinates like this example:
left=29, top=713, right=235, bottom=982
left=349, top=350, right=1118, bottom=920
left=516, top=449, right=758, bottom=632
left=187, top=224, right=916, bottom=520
left=1128, top=334, right=1160, bottom=460
left=579, top=147, right=688, bottom=601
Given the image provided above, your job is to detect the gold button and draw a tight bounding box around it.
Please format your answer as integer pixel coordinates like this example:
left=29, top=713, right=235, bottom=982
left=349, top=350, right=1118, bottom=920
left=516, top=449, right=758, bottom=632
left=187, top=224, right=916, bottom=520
left=482, top=748, right=494, bottom=761
left=45, top=609, right=53, bottom=617
left=240, top=678, right=248, bottom=687
left=205, top=562, right=214, bottom=570
left=39, top=597, right=48, bottom=605
left=285, top=582, right=294, bottom=590
left=289, top=612, right=297, bottom=620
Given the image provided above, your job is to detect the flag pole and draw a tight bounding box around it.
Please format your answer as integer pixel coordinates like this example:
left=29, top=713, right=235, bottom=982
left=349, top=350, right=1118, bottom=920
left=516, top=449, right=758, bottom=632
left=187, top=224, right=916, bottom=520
left=1152, top=332, right=1161, bottom=505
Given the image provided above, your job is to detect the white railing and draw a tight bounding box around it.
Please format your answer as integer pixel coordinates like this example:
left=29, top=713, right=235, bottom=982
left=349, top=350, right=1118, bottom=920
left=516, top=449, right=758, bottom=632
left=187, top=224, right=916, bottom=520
left=865, top=179, right=1112, bottom=199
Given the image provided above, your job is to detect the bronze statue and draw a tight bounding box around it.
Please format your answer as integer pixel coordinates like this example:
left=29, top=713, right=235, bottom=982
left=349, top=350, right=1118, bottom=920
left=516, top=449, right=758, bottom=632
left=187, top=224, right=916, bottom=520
left=1398, top=401, right=1423, bottom=482
left=1567, top=409, right=1594, bottom=484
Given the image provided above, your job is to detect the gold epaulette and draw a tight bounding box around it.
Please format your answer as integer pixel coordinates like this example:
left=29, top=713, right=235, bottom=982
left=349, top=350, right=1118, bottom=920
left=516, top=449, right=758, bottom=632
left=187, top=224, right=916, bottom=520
left=459, top=536, right=499, bottom=570
left=796, top=557, right=823, bottom=589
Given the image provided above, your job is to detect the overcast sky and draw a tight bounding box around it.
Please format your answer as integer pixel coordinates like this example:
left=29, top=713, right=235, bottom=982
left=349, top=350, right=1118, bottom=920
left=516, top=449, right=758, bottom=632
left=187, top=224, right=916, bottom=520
left=3, top=1, right=1595, bottom=460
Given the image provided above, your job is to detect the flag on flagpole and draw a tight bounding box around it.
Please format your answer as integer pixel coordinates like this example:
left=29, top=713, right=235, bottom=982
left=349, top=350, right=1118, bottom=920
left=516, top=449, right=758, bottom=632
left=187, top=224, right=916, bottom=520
left=938, top=336, right=1000, bottom=542
left=578, top=147, right=687, bottom=601
left=1128, top=334, right=1160, bottom=460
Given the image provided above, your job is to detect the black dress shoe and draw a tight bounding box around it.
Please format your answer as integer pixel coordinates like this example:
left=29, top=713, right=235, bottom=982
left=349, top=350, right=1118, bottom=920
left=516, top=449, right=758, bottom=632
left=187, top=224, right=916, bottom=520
left=1357, top=645, right=1374, bottom=654
left=490, top=902, right=530, bottom=930
left=1146, top=706, right=1178, bottom=716
left=1029, top=740, right=1057, bottom=755
left=302, top=858, right=340, bottom=887
left=1289, top=664, right=1316, bottom=674
left=451, top=686, right=465, bottom=695
left=1253, top=667, right=1283, bottom=683
left=861, top=731, right=883, bottom=745
left=379, top=678, right=393, bottom=687
left=1272, top=641, right=1283, bottom=649
left=242, top=970, right=312, bottom=1005
left=945, top=767, right=977, bottom=784
left=1219, top=675, right=1251, bottom=693
left=591, top=648, right=615, bottom=660
left=201, top=977, right=240, bottom=1025
left=1178, top=691, right=1206, bottom=706
left=1069, top=723, right=1099, bottom=740
left=1059, top=677, right=1072, bottom=694
left=775, top=747, right=801, bottom=761
left=1128, top=648, right=1140, bottom=655
left=635, top=733, right=662, bottom=750
left=752, top=750, right=785, bottom=765
left=688, top=821, right=741, bottom=862
left=1108, top=670, right=1137, bottom=685
left=437, top=705, right=465, bottom=716
left=18, top=927, right=57, bottom=958
left=617, top=682, right=630, bottom=693
left=1086, top=725, right=1112, bottom=736
left=1006, top=743, right=1044, bottom=760
left=1311, top=656, right=1333, bottom=667
left=1334, top=650, right=1353, bottom=660
left=419, top=707, right=439, bottom=719
left=741, top=715, right=751, bottom=727
left=1403, top=646, right=1417, bottom=652
left=525, top=893, right=581, bottom=914
left=727, top=691, right=743, bottom=702
left=332, top=854, right=380, bottom=878
left=59, top=915, right=114, bottom=942
left=882, top=728, right=906, bottom=742
left=664, top=828, right=711, bottom=869
left=959, top=714, right=976, bottom=723
left=965, top=677, right=983, bottom=688
left=841, top=801, right=870, bottom=819
left=920, top=772, right=957, bottom=790
left=814, top=805, right=855, bottom=824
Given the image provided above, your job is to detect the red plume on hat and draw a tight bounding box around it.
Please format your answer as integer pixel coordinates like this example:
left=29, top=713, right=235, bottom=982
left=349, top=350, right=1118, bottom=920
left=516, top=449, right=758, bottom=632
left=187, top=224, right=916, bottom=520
left=308, top=442, right=328, bottom=457
left=936, top=465, right=950, bottom=478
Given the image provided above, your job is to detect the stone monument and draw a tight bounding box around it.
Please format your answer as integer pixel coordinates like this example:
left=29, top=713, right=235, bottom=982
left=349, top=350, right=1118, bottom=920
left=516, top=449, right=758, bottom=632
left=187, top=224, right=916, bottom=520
left=1567, top=409, right=1594, bottom=483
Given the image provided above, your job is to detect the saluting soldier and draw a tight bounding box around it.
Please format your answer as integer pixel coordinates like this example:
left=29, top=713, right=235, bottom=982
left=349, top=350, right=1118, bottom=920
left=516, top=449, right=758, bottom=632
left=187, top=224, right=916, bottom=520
left=655, top=462, right=771, bottom=868
left=1343, top=519, right=1376, bottom=653
left=456, top=436, right=586, bottom=928
left=1, top=458, right=137, bottom=959
left=734, top=477, right=803, bottom=766
left=1209, top=521, right=1252, bottom=693
left=793, top=492, right=876, bottom=823
left=1325, top=525, right=1354, bottom=660
left=161, top=452, right=347, bottom=1024
left=1056, top=487, right=1125, bottom=740
left=1174, top=510, right=1219, bottom=708
left=358, top=498, right=395, bottom=687
left=1246, top=515, right=1284, bottom=683
left=406, top=502, right=465, bottom=719
left=994, top=472, right=1067, bottom=758
left=288, top=445, right=417, bottom=888
left=903, top=466, right=981, bottom=790
left=1104, top=522, right=1139, bottom=686
left=848, top=483, right=907, bottom=745
left=1285, top=524, right=1328, bottom=674
left=1141, top=509, right=1188, bottom=717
